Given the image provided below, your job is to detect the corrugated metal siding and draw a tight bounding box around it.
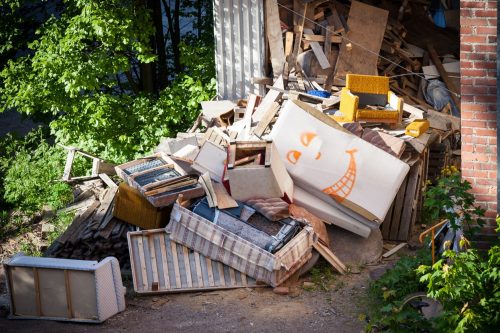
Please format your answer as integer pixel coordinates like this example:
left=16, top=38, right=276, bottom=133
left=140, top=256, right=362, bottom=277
left=214, top=0, right=265, bottom=100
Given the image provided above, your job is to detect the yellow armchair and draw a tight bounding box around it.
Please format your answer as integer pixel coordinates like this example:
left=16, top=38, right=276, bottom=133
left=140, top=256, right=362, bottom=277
left=332, top=74, right=403, bottom=127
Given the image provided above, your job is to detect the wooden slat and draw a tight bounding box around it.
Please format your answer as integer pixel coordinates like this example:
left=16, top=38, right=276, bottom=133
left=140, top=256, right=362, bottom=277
left=62, top=149, right=76, bottom=181
left=148, top=235, right=159, bottom=288
left=398, top=161, right=422, bottom=240
left=389, top=176, right=408, bottom=240
left=252, top=102, right=280, bottom=137
left=206, top=257, right=215, bottom=287
left=137, top=237, right=148, bottom=291
left=218, top=262, right=225, bottom=286
left=383, top=243, right=407, bottom=258
left=182, top=247, right=193, bottom=288
left=229, top=268, right=236, bottom=286
left=313, top=242, right=346, bottom=274
left=64, top=270, right=74, bottom=318
left=33, top=268, right=42, bottom=316
left=303, top=28, right=330, bottom=69
left=158, top=234, right=170, bottom=289
left=194, top=251, right=203, bottom=287
left=242, top=94, right=259, bottom=140
left=213, top=182, right=238, bottom=209
left=266, top=0, right=285, bottom=76
left=171, top=242, right=182, bottom=288
left=286, top=3, right=307, bottom=79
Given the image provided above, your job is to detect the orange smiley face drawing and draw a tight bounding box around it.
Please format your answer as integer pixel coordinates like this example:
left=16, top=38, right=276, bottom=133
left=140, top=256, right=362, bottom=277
left=286, top=132, right=358, bottom=203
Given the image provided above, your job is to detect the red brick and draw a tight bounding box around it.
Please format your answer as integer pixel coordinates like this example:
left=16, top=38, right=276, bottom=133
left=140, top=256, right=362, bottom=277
left=489, top=137, right=497, bottom=145
left=474, top=194, right=496, bottom=202
left=462, top=35, right=487, bottom=43
left=462, top=18, right=490, bottom=26
left=476, top=178, right=497, bottom=186
left=470, top=136, right=489, bottom=144
left=462, top=168, right=489, bottom=177
left=461, top=103, right=488, bottom=112
left=475, top=95, right=497, bottom=103
left=461, top=44, right=473, bottom=52
left=487, top=35, right=497, bottom=43
left=474, top=112, right=496, bottom=120
left=463, top=153, right=490, bottom=163
left=461, top=2, right=486, bottom=9
left=461, top=68, right=487, bottom=77
left=475, top=128, right=497, bottom=136
left=487, top=1, right=497, bottom=9
left=487, top=120, right=497, bottom=128
left=463, top=120, right=488, bottom=128
left=474, top=78, right=496, bottom=86
left=475, top=44, right=497, bottom=53
left=476, top=26, right=497, bottom=34
left=475, top=10, right=497, bottom=17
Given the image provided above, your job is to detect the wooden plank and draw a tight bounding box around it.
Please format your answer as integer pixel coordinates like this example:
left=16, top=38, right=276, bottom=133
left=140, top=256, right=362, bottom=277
left=334, top=1, right=388, bottom=84
left=137, top=236, right=148, bottom=291
left=213, top=182, right=238, bottom=209
left=148, top=235, right=159, bottom=288
left=252, top=102, right=280, bottom=137
left=194, top=251, right=203, bottom=287
left=398, top=161, right=422, bottom=240
left=182, top=247, right=193, bottom=288
left=242, top=94, right=259, bottom=139
left=286, top=3, right=308, bottom=79
left=382, top=201, right=395, bottom=239
left=206, top=257, right=215, bottom=287
left=426, top=44, right=460, bottom=111
left=283, top=31, right=294, bottom=80
left=313, top=242, right=346, bottom=274
left=229, top=268, right=236, bottom=286
left=64, top=270, right=74, bottom=318
left=62, top=149, right=76, bottom=181
left=58, top=200, right=100, bottom=244
left=382, top=242, right=407, bottom=258
left=303, top=34, right=342, bottom=43
left=33, top=268, right=42, bottom=316
left=303, top=28, right=330, bottom=69
left=218, top=262, right=225, bottom=286
left=158, top=234, right=170, bottom=289
left=266, top=0, right=285, bottom=76
left=389, top=176, right=408, bottom=240
left=252, top=75, right=283, bottom=122
left=171, top=241, right=182, bottom=288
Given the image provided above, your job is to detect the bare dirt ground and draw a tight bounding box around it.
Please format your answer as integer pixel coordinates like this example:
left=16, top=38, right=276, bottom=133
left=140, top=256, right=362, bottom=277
left=0, top=259, right=395, bottom=333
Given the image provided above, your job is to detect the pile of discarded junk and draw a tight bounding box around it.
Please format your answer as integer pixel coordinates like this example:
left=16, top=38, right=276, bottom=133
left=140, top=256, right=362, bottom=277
left=3, top=0, right=460, bottom=324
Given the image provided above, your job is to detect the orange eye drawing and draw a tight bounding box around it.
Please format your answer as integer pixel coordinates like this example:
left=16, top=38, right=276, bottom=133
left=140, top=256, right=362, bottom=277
left=286, top=150, right=302, bottom=164
left=300, top=132, right=317, bottom=147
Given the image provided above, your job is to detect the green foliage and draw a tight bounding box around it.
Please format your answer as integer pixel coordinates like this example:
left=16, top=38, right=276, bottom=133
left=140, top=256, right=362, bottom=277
left=308, top=262, right=336, bottom=291
left=0, top=0, right=216, bottom=163
left=366, top=250, right=432, bottom=332
left=423, top=166, right=485, bottom=234
left=418, top=220, right=500, bottom=333
left=0, top=128, right=83, bottom=213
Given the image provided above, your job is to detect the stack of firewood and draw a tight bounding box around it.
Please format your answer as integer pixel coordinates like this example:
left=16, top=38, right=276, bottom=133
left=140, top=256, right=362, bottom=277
left=44, top=178, right=134, bottom=269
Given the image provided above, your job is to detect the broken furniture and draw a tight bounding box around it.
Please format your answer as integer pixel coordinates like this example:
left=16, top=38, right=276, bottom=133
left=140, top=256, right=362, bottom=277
left=127, top=229, right=260, bottom=294
left=60, top=145, right=116, bottom=182
left=226, top=140, right=294, bottom=202
left=333, top=74, right=403, bottom=127
left=113, top=182, right=171, bottom=229
left=167, top=201, right=316, bottom=287
left=115, top=153, right=204, bottom=207
left=406, top=119, right=430, bottom=138
left=4, top=254, right=125, bottom=323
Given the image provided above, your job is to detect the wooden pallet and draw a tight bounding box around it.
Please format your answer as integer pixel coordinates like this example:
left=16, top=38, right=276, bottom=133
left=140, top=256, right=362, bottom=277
left=382, top=149, right=428, bottom=241
left=127, top=229, right=260, bottom=294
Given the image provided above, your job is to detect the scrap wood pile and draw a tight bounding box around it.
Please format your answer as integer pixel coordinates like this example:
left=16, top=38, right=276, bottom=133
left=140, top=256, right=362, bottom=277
left=44, top=178, right=135, bottom=269
left=4, top=0, right=461, bottom=325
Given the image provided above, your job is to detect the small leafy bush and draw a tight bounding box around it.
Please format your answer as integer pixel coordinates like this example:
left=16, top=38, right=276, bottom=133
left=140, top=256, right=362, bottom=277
left=418, top=220, right=500, bottom=333
left=366, top=250, right=432, bottom=332
left=422, top=166, right=485, bottom=234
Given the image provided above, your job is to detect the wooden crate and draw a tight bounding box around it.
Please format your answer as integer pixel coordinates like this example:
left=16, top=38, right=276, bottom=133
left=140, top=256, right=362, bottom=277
left=381, top=149, right=428, bottom=241
left=127, top=229, right=261, bottom=294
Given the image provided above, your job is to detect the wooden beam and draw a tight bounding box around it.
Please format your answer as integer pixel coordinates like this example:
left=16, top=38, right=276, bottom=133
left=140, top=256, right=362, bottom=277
left=266, top=0, right=285, bottom=76
left=303, top=28, right=331, bottom=69
left=286, top=3, right=307, bottom=79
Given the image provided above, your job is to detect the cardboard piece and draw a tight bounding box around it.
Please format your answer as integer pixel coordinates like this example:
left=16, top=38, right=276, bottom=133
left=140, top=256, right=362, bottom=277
left=192, top=141, right=227, bottom=182
left=270, top=100, right=410, bottom=222
left=227, top=141, right=294, bottom=202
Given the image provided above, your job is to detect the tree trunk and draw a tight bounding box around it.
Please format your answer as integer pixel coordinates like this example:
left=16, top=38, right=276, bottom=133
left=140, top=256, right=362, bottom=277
left=150, top=0, right=168, bottom=89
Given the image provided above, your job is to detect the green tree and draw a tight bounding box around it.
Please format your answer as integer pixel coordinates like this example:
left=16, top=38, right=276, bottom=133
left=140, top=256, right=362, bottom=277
left=0, top=0, right=215, bottom=162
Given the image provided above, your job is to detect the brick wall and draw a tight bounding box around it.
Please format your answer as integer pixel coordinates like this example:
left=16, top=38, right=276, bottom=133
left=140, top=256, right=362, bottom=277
left=460, top=0, right=497, bottom=234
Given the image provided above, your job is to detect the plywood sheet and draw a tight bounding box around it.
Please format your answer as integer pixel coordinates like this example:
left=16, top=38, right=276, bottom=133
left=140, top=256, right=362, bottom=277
left=127, top=229, right=259, bottom=294
left=334, top=1, right=388, bottom=84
